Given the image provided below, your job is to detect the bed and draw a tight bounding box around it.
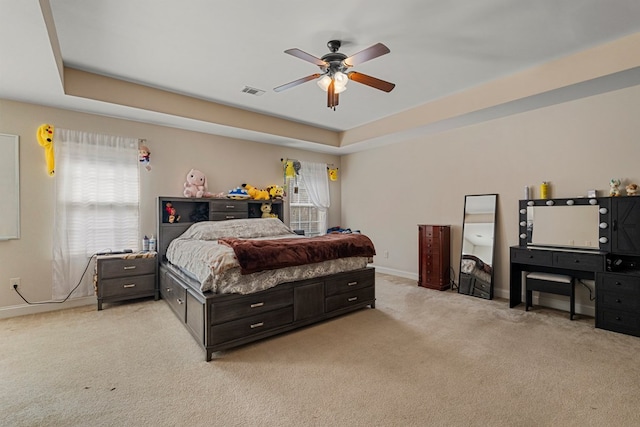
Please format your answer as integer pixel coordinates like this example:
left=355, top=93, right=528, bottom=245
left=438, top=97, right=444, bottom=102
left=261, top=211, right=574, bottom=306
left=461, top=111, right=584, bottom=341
left=459, top=254, right=493, bottom=299
left=157, top=201, right=376, bottom=361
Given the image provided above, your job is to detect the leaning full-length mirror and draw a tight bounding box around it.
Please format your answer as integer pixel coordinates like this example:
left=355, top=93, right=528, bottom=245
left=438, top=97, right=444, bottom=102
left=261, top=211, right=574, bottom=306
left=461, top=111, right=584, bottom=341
left=458, top=194, right=497, bottom=299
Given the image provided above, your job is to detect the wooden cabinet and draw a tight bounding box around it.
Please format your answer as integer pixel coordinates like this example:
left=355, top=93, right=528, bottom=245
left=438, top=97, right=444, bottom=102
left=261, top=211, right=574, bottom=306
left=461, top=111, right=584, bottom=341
left=611, top=197, right=640, bottom=255
left=96, top=253, right=157, bottom=310
left=418, top=225, right=451, bottom=291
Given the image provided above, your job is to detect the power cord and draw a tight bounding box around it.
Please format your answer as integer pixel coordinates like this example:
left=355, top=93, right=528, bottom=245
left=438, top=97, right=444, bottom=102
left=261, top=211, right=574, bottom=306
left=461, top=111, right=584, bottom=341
left=449, top=266, right=458, bottom=291
left=12, top=253, right=98, bottom=305
left=578, top=279, right=596, bottom=302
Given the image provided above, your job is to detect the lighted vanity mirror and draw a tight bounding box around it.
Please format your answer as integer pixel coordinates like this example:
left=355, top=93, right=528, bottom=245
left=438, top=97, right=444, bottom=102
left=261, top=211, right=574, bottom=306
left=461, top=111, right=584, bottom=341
left=519, top=197, right=611, bottom=252
left=0, top=134, right=20, bottom=240
left=459, top=194, right=497, bottom=300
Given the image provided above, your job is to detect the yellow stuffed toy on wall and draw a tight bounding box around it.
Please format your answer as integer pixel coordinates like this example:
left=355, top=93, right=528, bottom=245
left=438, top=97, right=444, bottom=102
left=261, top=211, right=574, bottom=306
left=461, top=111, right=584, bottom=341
left=37, top=123, right=55, bottom=176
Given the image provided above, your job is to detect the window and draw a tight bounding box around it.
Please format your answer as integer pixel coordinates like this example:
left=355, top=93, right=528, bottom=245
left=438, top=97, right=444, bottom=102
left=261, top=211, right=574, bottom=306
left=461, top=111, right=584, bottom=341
left=288, top=178, right=324, bottom=237
left=52, top=129, right=140, bottom=299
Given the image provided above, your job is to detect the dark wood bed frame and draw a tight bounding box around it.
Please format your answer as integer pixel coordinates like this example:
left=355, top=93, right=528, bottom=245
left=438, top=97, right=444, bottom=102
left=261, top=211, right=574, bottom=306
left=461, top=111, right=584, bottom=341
left=157, top=197, right=375, bottom=361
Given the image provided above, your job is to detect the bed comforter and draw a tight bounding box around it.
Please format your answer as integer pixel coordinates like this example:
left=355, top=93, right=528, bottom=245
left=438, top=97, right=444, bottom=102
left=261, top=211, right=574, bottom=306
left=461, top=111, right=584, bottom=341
left=166, top=218, right=374, bottom=294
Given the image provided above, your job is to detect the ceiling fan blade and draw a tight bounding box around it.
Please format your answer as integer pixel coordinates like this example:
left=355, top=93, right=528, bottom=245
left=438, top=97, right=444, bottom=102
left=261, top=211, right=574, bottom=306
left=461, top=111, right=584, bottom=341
left=348, top=72, right=395, bottom=93
left=344, top=43, right=390, bottom=67
left=284, top=48, right=327, bottom=66
left=273, top=74, right=322, bottom=92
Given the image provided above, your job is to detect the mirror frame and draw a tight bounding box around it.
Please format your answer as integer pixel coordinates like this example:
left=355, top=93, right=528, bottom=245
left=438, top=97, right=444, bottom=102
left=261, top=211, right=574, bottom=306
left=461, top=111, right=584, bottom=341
left=518, top=197, right=611, bottom=253
left=458, top=194, right=498, bottom=299
left=0, top=133, right=20, bottom=240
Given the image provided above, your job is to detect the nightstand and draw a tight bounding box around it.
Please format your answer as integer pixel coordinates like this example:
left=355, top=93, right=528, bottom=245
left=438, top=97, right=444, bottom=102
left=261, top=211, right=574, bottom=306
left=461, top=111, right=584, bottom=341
left=95, top=252, right=158, bottom=310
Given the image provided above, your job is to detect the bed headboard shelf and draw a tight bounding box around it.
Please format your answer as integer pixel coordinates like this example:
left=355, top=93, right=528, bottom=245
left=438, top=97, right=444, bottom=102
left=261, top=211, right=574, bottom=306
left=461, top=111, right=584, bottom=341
left=157, top=197, right=283, bottom=262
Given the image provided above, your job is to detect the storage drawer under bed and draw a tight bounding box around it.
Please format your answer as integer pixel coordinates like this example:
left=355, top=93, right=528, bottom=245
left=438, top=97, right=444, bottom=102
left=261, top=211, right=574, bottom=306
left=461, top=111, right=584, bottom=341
left=209, top=307, right=294, bottom=345
left=209, top=288, right=293, bottom=324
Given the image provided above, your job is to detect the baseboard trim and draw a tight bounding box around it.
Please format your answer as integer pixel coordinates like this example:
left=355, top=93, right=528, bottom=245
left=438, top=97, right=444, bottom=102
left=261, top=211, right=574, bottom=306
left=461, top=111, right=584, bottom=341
left=0, top=296, right=96, bottom=319
left=370, top=265, right=418, bottom=281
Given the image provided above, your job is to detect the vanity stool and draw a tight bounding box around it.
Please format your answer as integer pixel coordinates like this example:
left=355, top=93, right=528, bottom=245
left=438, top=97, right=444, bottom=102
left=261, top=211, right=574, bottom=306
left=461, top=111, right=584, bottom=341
left=525, top=272, right=576, bottom=320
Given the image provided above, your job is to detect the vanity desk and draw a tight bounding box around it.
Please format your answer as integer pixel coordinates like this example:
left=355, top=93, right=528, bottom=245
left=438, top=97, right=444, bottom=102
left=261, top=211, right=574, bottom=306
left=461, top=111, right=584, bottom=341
left=510, top=196, right=640, bottom=337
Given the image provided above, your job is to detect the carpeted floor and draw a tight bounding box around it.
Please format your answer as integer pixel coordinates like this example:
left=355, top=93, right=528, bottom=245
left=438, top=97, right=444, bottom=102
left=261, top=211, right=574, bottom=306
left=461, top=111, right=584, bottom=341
left=1, top=273, right=639, bottom=426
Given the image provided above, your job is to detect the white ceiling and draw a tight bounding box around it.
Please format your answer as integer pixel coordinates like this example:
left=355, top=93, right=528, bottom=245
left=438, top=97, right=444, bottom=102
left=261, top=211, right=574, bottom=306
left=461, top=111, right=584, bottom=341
left=2, top=1, right=640, bottom=152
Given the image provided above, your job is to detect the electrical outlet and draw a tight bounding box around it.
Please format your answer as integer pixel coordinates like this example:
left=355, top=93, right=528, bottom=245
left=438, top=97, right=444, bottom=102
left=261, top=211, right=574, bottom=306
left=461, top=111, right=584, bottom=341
left=10, top=277, right=20, bottom=290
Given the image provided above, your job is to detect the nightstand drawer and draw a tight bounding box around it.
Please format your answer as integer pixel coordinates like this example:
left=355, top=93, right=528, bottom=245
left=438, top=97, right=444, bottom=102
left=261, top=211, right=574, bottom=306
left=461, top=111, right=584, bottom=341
left=100, top=273, right=156, bottom=298
left=99, top=257, right=156, bottom=278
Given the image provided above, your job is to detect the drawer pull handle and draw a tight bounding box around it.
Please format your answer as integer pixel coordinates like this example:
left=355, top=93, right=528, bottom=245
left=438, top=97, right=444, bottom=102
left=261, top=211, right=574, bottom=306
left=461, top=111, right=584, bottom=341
left=348, top=281, right=358, bottom=286
left=226, top=216, right=235, bottom=219
left=615, top=316, right=622, bottom=321
left=250, top=302, right=264, bottom=308
left=574, top=260, right=580, bottom=263
left=177, top=298, right=184, bottom=305
left=166, top=287, right=172, bottom=293
left=528, top=255, right=534, bottom=259
left=123, top=284, right=136, bottom=288
left=225, top=205, right=235, bottom=209
left=250, top=322, right=264, bottom=329
left=615, top=298, right=622, bottom=303
left=348, top=297, right=358, bottom=302
left=615, top=282, right=622, bottom=286
left=123, top=266, right=136, bottom=270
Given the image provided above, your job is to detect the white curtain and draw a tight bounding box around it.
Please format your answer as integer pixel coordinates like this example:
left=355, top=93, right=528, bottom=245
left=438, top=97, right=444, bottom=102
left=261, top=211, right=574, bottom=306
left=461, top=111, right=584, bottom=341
left=52, top=129, right=140, bottom=299
left=299, top=161, right=330, bottom=235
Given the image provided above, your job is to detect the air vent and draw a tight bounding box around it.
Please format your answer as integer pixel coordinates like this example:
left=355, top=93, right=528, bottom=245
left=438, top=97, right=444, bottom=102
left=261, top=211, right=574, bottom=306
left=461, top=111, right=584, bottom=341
left=241, top=86, right=265, bottom=96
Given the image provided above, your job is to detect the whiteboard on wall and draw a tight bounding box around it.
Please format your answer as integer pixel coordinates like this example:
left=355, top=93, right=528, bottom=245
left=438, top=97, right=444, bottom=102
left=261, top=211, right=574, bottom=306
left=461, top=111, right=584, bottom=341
left=0, top=134, right=20, bottom=240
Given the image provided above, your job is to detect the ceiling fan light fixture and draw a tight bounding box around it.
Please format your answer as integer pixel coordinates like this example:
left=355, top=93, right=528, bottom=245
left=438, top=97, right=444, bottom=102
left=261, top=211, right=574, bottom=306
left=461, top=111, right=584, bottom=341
left=317, top=75, right=331, bottom=91
left=333, top=71, right=348, bottom=88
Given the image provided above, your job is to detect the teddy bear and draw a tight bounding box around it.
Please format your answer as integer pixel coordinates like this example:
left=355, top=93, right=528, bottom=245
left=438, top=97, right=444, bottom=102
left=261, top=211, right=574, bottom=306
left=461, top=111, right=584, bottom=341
left=610, top=178, right=622, bottom=197
left=184, top=169, right=210, bottom=198
left=266, top=184, right=284, bottom=200
left=626, top=183, right=639, bottom=196
left=242, top=183, right=270, bottom=200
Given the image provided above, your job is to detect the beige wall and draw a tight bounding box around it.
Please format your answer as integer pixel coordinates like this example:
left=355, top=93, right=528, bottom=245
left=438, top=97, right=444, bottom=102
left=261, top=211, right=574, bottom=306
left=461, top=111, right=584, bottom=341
left=3, top=83, right=639, bottom=318
left=0, top=99, right=341, bottom=316
left=342, top=84, right=640, bottom=315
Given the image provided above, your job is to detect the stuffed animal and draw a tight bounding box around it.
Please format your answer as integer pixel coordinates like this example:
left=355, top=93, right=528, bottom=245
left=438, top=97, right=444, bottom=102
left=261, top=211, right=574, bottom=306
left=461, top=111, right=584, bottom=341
left=328, top=167, right=339, bottom=182
left=37, top=123, right=55, bottom=176
left=266, top=184, right=284, bottom=200
left=242, top=183, right=270, bottom=200
left=164, top=202, right=180, bottom=223
left=227, top=187, right=250, bottom=200
left=184, top=169, right=209, bottom=198
left=626, top=183, right=639, bottom=196
left=610, top=178, right=622, bottom=197
left=261, top=202, right=273, bottom=218
left=139, top=144, right=151, bottom=171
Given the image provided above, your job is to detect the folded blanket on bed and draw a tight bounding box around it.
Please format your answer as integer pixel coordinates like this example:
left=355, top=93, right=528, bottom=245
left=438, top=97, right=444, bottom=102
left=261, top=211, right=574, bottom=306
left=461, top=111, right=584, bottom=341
left=219, top=233, right=376, bottom=274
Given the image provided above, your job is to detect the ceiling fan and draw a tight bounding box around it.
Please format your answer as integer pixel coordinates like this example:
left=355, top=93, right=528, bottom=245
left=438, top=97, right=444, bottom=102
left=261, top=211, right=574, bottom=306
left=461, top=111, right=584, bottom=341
left=274, top=40, right=395, bottom=110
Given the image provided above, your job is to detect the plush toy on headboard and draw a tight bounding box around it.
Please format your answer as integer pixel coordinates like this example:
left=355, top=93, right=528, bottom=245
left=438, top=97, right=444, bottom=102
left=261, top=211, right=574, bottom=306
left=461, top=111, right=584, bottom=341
left=37, top=123, right=55, bottom=176
left=184, top=169, right=210, bottom=198
left=242, top=183, right=270, bottom=200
